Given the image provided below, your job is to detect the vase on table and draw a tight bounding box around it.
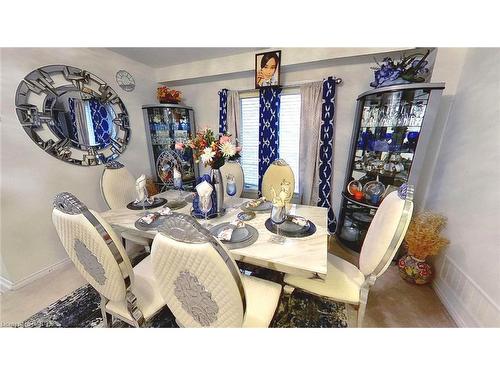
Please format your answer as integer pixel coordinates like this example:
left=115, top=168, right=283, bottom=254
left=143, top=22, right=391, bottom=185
left=210, top=165, right=225, bottom=216
left=398, top=254, right=433, bottom=285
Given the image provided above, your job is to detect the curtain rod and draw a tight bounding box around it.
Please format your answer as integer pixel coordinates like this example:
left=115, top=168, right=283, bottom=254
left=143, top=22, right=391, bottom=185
left=234, top=77, right=342, bottom=94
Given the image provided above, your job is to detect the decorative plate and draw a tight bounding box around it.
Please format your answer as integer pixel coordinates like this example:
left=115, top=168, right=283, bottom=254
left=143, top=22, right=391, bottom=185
left=156, top=150, right=183, bottom=184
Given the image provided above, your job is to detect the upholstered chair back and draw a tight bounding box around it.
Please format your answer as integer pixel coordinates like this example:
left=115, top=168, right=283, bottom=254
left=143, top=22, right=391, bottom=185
left=261, top=159, right=295, bottom=202
left=151, top=214, right=246, bottom=327
left=101, top=161, right=136, bottom=209
left=52, top=192, right=135, bottom=302
left=359, top=186, right=414, bottom=278
left=220, top=160, right=244, bottom=199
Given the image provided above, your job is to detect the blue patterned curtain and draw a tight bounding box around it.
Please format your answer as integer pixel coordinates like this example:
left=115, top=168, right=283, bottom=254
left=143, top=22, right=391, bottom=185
left=258, top=87, right=282, bottom=195
left=218, top=89, right=228, bottom=134
left=318, top=77, right=337, bottom=233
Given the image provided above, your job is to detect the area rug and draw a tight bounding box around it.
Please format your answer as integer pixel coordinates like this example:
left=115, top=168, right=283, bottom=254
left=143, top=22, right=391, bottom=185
left=21, top=259, right=348, bottom=328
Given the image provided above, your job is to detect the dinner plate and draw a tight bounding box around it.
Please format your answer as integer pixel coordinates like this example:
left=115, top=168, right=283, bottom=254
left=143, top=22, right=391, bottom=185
left=127, top=197, right=167, bottom=210
left=210, top=224, right=252, bottom=243
left=265, top=216, right=317, bottom=238
left=244, top=200, right=273, bottom=212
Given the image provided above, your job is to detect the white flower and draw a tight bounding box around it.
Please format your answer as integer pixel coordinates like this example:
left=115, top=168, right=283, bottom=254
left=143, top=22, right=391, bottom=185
left=200, top=147, right=215, bottom=164
left=219, top=142, right=236, bottom=157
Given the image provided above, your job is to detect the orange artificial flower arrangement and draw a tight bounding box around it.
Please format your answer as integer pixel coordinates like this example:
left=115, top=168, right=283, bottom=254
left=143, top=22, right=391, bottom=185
left=157, top=86, right=182, bottom=104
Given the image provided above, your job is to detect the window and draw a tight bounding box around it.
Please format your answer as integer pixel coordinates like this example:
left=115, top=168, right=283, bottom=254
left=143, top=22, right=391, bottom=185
left=240, top=91, right=301, bottom=193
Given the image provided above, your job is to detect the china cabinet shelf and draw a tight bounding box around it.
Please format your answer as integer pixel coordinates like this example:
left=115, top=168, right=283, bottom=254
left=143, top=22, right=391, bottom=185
left=336, top=82, right=445, bottom=253
left=342, top=191, right=379, bottom=209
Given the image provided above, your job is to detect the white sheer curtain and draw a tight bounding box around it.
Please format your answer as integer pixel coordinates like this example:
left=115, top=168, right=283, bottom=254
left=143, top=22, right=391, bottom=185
left=298, top=81, right=323, bottom=205
left=226, top=90, right=241, bottom=141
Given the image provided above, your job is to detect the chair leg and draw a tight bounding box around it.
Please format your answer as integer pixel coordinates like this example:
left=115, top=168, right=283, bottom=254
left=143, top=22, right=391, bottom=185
left=356, top=301, right=367, bottom=328
left=100, top=296, right=112, bottom=328
left=283, top=285, right=295, bottom=295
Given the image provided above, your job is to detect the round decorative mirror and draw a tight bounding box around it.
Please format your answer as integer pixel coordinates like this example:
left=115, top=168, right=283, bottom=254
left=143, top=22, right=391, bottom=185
left=15, top=65, right=130, bottom=166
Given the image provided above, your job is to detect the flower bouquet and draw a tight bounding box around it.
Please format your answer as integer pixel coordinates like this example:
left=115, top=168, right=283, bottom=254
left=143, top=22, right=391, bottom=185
left=157, top=86, right=182, bottom=104
left=176, top=128, right=241, bottom=216
left=175, top=128, right=241, bottom=169
left=370, top=49, right=431, bottom=88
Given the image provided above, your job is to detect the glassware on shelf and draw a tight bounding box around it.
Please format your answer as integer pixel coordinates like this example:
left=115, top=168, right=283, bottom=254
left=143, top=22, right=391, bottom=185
left=410, top=101, right=426, bottom=127
left=340, top=219, right=360, bottom=242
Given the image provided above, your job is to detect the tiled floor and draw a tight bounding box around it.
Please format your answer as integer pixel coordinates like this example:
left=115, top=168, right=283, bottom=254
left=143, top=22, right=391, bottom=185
left=1, top=238, right=456, bottom=327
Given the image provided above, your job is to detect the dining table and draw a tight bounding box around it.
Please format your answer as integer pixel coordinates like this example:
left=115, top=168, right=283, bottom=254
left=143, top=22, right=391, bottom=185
left=100, top=190, right=328, bottom=279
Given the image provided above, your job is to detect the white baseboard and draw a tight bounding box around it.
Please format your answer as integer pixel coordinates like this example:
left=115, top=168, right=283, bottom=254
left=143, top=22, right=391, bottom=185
left=0, top=275, right=14, bottom=293
left=433, top=278, right=477, bottom=327
left=0, top=257, right=71, bottom=292
left=432, top=255, right=500, bottom=328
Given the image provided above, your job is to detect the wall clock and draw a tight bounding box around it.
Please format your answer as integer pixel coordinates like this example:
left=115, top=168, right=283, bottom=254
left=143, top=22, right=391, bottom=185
left=116, top=70, right=135, bottom=92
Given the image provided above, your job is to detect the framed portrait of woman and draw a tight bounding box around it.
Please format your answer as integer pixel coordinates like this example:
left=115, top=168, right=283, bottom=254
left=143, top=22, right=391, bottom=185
left=255, top=50, right=281, bottom=88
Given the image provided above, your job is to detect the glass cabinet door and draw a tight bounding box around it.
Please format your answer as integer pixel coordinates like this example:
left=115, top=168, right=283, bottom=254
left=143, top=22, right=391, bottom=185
left=337, top=85, right=443, bottom=253
left=170, top=107, right=196, bottom=183
left=145, top=106, right=197, bottom=189
left=352, top=88, right=430, bottom=200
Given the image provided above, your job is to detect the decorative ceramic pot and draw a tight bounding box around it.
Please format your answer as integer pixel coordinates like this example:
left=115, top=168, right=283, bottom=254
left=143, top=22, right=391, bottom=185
left=398, top=254, right=433, bottom=285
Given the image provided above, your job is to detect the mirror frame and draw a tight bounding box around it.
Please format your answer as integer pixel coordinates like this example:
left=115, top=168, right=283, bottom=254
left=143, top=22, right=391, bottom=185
left=15, top=65, right=131, bottom=166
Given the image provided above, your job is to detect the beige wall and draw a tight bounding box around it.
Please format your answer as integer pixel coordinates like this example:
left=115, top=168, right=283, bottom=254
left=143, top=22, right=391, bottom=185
left=171, top=49, right=433, bottom=219
left=423, top=48, right=500, bottom=327
left=0, top=48, right=157, bottom=285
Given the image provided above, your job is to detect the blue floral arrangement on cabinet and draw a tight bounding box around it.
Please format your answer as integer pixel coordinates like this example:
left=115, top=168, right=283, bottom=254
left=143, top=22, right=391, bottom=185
left=370, top=49, right=431, bottom=88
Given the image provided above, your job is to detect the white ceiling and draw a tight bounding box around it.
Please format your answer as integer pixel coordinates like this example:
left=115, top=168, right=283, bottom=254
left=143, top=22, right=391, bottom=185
left=108, top=47, right=264, bottom=68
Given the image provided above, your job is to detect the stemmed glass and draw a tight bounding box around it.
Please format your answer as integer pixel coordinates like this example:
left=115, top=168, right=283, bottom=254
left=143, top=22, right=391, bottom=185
left=269, top=203, right=286, bottom=244
left=173, top=168, right=183, bottom=202
left=200, top=195, right=213, bottom=229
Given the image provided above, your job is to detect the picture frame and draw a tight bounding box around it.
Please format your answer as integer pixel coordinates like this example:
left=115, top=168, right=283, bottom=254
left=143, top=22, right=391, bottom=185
left=255, top=50, right=281, bottom=89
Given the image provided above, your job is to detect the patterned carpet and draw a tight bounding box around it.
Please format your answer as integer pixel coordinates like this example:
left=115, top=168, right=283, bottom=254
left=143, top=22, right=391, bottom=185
left=21, top=256, right=348, bottom=328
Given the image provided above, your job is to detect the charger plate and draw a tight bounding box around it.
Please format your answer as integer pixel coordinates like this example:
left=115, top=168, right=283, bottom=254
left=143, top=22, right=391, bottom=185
left=265, top=216, right=316, bottom=238
left=127, top=197, right=167, bottom=210
left=210, top=223, right=259, bottom=250
left=243, top=200, right=273, bottom=213
left=210, top=223, right=252, bottom=243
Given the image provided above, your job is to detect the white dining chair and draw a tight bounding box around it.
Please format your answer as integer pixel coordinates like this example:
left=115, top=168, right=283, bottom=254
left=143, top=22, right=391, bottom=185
left=261, top=159, right=295, bottom=203
left=100, top=161, right=152, bottom=252
left=52, top=192, right=165, bottom=327
left=151, top=214, right=282, bottom=327
left=220, top=160, right=244, bottom=198
left=283, top=185, right=414, bottom=327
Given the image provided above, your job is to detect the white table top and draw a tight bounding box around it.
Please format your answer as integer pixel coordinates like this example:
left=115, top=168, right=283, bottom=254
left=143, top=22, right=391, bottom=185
left=100, top=191, right=328, bottom=278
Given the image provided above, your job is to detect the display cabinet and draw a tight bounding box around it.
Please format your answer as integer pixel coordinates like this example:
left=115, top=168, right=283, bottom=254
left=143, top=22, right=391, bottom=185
left=142, top=104, right=198, bottom=190
left=336, top=83, right=445, bottom=252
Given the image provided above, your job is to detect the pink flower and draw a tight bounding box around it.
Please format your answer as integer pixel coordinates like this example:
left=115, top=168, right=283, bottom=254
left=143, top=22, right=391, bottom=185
left=220, top=135, right=231, bottom=144
left=235, top=146, right=242, bottom=152
left=175, top=142, right=185, bottom=150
